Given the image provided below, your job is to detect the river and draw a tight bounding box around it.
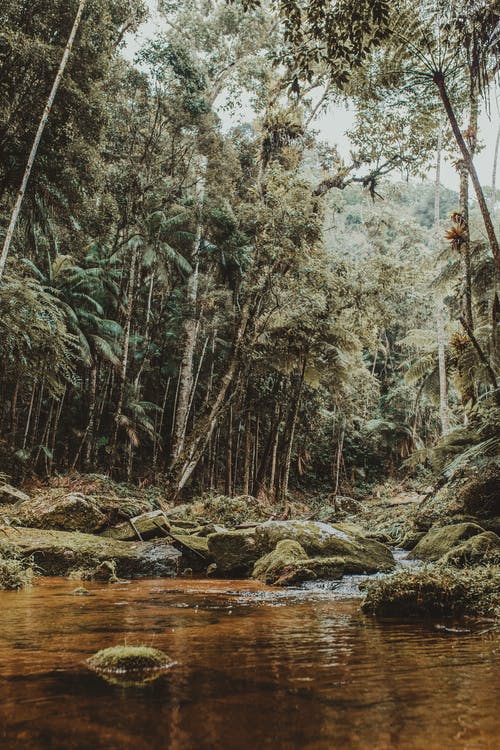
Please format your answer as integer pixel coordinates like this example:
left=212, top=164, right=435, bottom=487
left=0, top=576, right=498, bottom=749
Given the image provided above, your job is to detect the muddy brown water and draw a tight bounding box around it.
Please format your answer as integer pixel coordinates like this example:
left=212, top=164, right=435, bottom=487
left=0, top=576, right=498, bottom=750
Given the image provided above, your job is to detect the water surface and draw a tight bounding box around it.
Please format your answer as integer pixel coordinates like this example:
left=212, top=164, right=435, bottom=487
left=0, top=577, right=498, bottom=749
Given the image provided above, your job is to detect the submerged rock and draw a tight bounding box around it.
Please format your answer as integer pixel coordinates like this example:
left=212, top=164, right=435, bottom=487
left=439, top=531, right=500, bottom=567
left=254, top=520, right=394, bottom=574
left=252, top=540, right=344, bottom=586
left=207, top=528, right=259, bottom=576
left=411, top=522, right=485, bottom=562
left=12, top=527, right=180, bottom=578
left=71, top=586, right=95, bottom=596
left=16, top=492, right=106, bottom=533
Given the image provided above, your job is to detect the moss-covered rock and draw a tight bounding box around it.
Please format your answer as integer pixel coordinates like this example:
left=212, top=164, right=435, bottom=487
left=207, top=528, right=259, bottom=576
left=439, top=532, right=500, bottom=567
left=16, top=492, right=106, bottom=533
left=361, top=567, right=500, bottom=618
left=87, top=645, right=172, bottom=684
left=12, top=527, right=180, bottom=578
left=411, top=522, right=485, bottom=562
left=253, top=541, right=345, bottom=586
left=170, top=534, right=213, bottom=573
left=167, top=495, right=268, bottom=528
left=252, top=540, right=309, bottom=583
left=273, top=557, right=346, bottom=586
left=254, top=520, right=394, bottom=574
left=0, top=540, right=33, bottom=590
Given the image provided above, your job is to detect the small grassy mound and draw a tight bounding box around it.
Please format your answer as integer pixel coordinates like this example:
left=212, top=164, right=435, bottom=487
left=88, top=645, right=170, bottom=674
left=362, top=566, right=500, bottom=618
left=0, top=540, right=34, bottom=590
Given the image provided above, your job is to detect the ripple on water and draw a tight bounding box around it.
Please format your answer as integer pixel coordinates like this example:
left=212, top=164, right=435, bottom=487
left=0, top=576, right=498, bottom=750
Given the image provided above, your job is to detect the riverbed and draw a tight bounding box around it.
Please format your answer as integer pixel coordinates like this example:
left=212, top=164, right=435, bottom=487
left=0, top=576, right=498, bottom=749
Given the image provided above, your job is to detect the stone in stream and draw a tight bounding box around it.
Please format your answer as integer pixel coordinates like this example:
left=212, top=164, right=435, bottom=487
left=12, top=527, right=180, bottom=578
left=252, top=539, right=345, bottom=586
left=254, top=520, right=395, bottom=574
left=87, top=646, right=173, bottom=686
left=411, top=522, right=486, bottom=562
left=207, top=528, right=259, bottom=577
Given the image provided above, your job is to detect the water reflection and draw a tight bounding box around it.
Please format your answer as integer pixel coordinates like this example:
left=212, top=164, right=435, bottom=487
left=0, top=577, right=498, bottom=749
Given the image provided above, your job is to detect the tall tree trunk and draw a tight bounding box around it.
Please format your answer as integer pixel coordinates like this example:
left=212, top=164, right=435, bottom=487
left=224, top=404, right=233, bottom=495
left=110, top=246, right=138, bottom=470
left=0, top=0, right=87, bottom=281
left=172, top=304, right=251, bottom=495
left=277, top=357, right=307, bottom=504
left=169, top=157, right=207, bottom=465
left=434, top=124, right=450, bottom=434
left=457, top=163, right=474, bottom=330
left=243, top=409, right=252, bottom=495
left=434, top=72, right=500, bottom=274
left=492, top=121, right=500, bottom=216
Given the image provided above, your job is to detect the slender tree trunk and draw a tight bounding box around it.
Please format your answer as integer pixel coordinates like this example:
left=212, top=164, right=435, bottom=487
left=110, top=246, right=138, bottom=470
left=277, top=357, right=307, bottom=504
left=458, top=163, right=474, bottom=329
left=243, top=409, right=252, bottom=495
left=224, top=404, right=233, bottom=495
left=10, top=380, right=19, bottom=447
left=172, top=305, right=251, bottom=494
left=491, top=121, right=500, bottom=216
left=436, top=306, right=451, bottom=433
left=434, top=72, right=500, bottom=274
left=82, top=364, right=97, bottom=469
left=434, top=124, right=451, bottom=434
left=170, top=157, right=208, bottom=465
left=0, top=0, right=87, bottom=281
left=333, top=419, right=346, bottom=496
left=22, top=379, right=37, bottom=451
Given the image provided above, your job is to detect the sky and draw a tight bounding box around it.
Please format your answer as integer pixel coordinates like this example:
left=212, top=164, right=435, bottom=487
left=124, top=2, right=499, bottom=192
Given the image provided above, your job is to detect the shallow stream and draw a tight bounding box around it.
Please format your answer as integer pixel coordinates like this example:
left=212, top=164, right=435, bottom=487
left=0, top=574, right=498, bottom=749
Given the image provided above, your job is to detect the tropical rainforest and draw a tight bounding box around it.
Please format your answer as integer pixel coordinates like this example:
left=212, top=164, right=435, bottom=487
left=0, top=2, right=499, bottom=747
left=0, top=0, right=498, bottom=500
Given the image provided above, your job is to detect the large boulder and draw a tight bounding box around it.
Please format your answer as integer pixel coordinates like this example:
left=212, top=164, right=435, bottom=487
left=12, top=527, right=180, bottom=578
left=254, top=520, right=394, bottom=574
left=411, top=522, right=485, bottom=562
left=207, top=528, right=259, bottom=576
left=16, top=492, right=106, bottom=533
left=252, top=540, right=344, bottom=586
left=439, top=531, right=500, bottom=568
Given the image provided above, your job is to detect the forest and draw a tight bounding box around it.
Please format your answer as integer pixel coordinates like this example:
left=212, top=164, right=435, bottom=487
left=0, top=2, right=499, bottom=749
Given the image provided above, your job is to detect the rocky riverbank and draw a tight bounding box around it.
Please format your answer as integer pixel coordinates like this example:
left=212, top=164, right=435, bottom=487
left=1, top=465, right=498, bottom=619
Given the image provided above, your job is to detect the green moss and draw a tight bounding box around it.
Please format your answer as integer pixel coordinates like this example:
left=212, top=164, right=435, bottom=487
left=253, top=540, right=345, bottom=586
left=207, top=529, right=259, bottom=576
left=253, top=540, right=309, bottom=584
left=254, top=520, right=394, bottom=574
left=362, top=566, right=500, bottom=618
left=0, top=540, right=34, bottom=590
left=439, top=532, right=500, bottom=568
left=88, top=645, right=171, bottom=673
left=412, top=523, right=485, bottom=562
